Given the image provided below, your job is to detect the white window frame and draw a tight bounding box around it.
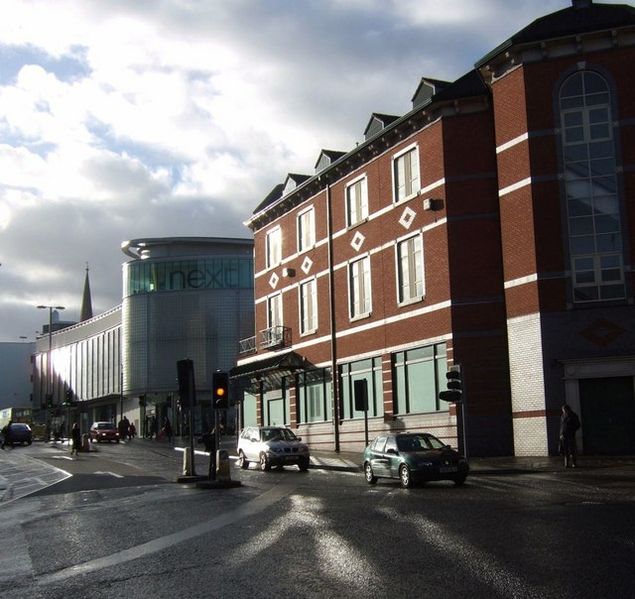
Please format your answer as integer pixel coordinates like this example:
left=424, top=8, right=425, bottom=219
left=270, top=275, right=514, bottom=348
left=267, top=293, right=283, bottom=329
left=299, top=277, right=318, bottom=335
left=392, top=143, right=420, bottom=204
left=395, top=232, right=425, bottom=305
left=348, top=255, right=372, bottom=320
left=266, top=226, right=282, bottom=269
left=297, top=206, right=315, bottom=253
left=345, top=174, right=369, bottom=227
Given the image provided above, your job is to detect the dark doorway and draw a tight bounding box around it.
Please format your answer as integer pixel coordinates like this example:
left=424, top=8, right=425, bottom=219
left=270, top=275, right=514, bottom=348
left=579, top=377, right=635, bottom=454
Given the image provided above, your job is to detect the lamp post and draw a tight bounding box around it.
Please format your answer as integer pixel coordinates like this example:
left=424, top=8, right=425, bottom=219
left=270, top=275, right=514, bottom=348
left=37, top=305, right=65, bottom=441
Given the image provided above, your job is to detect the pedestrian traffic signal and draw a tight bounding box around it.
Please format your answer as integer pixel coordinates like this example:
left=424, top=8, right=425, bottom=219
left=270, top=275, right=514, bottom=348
left=213, top=371, right=229, bottom=409
left=439, top=365, right=462, bottom=403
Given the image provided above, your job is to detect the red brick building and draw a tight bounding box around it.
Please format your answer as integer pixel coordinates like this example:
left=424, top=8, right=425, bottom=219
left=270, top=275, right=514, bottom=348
left=232, top=0, right=635, bottom=457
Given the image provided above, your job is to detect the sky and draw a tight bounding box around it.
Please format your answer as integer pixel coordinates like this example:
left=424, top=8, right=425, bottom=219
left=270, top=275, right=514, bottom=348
left=0, top=0, right=589, bottom=341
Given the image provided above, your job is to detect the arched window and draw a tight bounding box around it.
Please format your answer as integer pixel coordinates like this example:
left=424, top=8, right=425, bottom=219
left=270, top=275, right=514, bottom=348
left=560, top=71, right=625, bottom=302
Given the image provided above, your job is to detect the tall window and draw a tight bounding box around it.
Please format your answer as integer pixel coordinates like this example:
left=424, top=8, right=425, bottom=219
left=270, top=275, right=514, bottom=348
left=299, top=278, right=317, bottom=334
left=346, top=176, right=368, bottom=226
left=297, top=369, right=332, bottom=424
left=397, top=234, right=424, bottom=303
left=267, top=293, right=282, bottom=329
left=349, top=256, right=371, bottom=319
left=393, top=343, right=447, bottom=415
left=393, top=145, right=420, bottom=202
left=266, top=227, right=281, bottom=269
left=339, top=358, right=383, bottom=419
left=297, top=207, right=315, bottom=252
left=560, top=70, right=625, bottom=302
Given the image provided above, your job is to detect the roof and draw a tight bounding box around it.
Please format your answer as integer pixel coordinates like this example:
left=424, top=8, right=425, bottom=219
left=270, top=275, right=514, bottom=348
left=476, top=1, right=635, bottom=67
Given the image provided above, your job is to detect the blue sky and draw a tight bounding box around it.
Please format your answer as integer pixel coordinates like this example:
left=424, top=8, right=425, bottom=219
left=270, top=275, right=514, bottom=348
left=0, top=0, right=591, bottom=340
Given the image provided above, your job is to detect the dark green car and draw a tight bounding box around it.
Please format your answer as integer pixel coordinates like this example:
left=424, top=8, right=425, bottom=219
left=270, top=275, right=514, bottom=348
left=362, top=432, right=469, bottom=488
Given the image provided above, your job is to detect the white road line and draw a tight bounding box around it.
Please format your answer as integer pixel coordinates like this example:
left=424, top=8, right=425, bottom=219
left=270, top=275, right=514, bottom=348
left=94, top=471, right=124, bottom=479
left=37, top=480, right=296, bottom=585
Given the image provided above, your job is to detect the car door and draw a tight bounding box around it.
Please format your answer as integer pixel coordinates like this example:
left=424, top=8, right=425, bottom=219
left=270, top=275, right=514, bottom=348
left=384, top=436, right=402, bottom=479
left=244, top=428, right=259, bottom=460
left=369, top=436, right=390, bottom=478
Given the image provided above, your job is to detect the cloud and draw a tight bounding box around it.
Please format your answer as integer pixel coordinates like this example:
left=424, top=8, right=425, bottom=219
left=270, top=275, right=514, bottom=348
left=0, top=0, right=577, bottom=340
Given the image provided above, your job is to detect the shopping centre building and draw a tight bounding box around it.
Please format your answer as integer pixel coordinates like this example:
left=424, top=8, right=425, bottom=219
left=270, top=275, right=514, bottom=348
left=32, top=237, right=254, bottom=437
left=232, top=1, right=635, bottom=456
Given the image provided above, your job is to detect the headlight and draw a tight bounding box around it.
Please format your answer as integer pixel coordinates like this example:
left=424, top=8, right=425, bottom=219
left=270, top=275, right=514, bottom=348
left=269, top=446, right=282, bottom=453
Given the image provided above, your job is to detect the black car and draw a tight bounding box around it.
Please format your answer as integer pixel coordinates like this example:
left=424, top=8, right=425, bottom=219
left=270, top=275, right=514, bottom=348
left=363, top=432, right=469, bottom=488
left=4, top=423, right=33, bottom=446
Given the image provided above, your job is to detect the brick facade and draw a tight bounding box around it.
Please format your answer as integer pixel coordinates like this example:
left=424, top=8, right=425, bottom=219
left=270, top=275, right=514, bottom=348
left=235, top=1, right=635, bottom=457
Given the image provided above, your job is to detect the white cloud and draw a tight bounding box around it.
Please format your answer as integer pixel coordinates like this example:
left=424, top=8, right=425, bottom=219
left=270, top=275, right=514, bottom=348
left=0, top=0, right=578, bottom=340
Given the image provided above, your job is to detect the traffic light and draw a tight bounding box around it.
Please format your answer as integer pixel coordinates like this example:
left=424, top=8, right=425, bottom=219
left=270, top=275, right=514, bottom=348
left=177, top=359, right=196, bottom=408
left=439, top=365, right=462, bottom=403
left=65, top=389, right=74, bottom=404
left=213, top=371, right=229, bottom=409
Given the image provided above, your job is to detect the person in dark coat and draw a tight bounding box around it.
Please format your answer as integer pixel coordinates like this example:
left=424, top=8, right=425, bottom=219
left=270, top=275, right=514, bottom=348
left=1, top=420, right=13, bottom=449
left=559, top=404, right=580, bottom=468
left=163, top=417, right=173, bottom=445
left=70, top=422, right=82, bottom=456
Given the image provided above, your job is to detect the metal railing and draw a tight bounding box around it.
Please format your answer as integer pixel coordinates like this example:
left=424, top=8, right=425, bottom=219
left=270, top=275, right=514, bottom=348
left=258, top=325, right=291, bottom=349
left=238, top=336, right=256, bottom=355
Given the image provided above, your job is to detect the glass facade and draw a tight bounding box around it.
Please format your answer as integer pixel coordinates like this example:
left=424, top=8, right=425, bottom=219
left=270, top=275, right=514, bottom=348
left=393, top=343, right=447, bottom=415
left=124, top=257, right=253, bottom=297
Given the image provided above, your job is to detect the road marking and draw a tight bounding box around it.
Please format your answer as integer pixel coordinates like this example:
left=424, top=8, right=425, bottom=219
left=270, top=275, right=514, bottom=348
left=50, top=456, right=73, bottom=461
left=94, top=471, right=124, bottom=478
left=37, top=480, right=296, bottom=585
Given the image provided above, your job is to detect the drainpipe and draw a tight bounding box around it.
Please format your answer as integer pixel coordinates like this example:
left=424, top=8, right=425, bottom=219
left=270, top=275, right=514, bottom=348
left=325, top=182, right=340, bottom=452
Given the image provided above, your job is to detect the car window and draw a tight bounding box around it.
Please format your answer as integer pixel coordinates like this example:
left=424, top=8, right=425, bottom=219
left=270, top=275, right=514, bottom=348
left=97, top=423, right=114, bottom=429
left=385, top=437, right=397, bottom=453
left=425, top=435, right=447, bottom=449
left=372, top=436, right=387, bottom=452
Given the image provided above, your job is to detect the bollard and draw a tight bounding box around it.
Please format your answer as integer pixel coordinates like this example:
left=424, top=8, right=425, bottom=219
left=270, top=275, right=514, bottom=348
left=81, top=433, right=90, bottom=452
left=182, top=448, right=192, bottom=476
left=216, top=449, right=231, bottom=482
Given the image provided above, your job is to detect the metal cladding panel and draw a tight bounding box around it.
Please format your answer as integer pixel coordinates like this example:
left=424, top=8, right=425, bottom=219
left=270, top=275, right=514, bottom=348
left=122, top=287, right=254, bottom=396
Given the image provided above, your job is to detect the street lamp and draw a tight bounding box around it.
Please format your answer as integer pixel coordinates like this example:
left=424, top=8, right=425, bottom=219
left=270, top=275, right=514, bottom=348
left=37, top=305, right=65, bottom=441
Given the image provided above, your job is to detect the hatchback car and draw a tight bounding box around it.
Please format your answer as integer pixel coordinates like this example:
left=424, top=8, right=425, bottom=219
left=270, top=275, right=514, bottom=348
left=237, top=426, right=310, bottom=471
left=89, top=421, right=120, bottom=443
left=363, top=432, right=469, bottom=488
left=3, top=423, right=33, bottom=446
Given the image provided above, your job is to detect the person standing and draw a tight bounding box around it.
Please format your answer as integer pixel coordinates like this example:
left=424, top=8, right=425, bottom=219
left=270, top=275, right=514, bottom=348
left=70, top=422, right=82, bottom=456
left=1, top=420, right=13, bottom=449
left=559, top=404, right=580, bottom=468
left=163, top=417, right=173, bottom=445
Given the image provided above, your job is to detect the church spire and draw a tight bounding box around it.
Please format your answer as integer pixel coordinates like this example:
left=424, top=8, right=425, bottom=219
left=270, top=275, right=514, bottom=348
left=80, top=263, right=93, bottom=322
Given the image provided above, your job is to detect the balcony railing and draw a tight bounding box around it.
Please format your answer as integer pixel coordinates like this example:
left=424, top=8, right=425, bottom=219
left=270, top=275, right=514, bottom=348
left=238, top=336, right=257, bottom=355
left=259, top=325, right=291, bottom=350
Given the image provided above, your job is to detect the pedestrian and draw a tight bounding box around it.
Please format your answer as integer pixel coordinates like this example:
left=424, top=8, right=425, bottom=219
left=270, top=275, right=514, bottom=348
left=70, top=422, right=81, bottom=456
left=129, top=422, right=136, bottom=439
left=123, top=416, right=130, bottom=440
left=150, top=415, right=157, bottom=440
left=1, top=420, right=13, bottom=449
left=559, top=404, right=580, bottom=468
left=163, top=417, right=173, bottom=445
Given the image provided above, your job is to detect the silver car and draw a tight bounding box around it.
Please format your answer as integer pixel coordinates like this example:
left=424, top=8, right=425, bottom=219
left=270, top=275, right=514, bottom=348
left=237, top=426, right=310, bottom=472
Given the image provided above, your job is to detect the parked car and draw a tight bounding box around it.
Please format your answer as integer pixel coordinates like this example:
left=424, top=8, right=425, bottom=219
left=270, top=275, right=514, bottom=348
left=3, top=423, right=33, bottom=446
left=363, top=432, right=469, bottom=488
left=237, top=426, right=310, bottom=471
left=89, top=421, right=120, bottom=443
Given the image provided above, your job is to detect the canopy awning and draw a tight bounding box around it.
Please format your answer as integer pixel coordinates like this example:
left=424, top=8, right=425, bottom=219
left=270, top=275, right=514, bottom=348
left=230, top=351, right=308, bottom=392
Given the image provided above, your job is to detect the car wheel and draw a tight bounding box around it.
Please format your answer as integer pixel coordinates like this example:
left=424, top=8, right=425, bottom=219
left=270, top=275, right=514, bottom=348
left=27, top=440, right=32, bottom=446
left=298, top=457, right=310, bottom=472
left=453, top=475, right=467, bottom=487
left=259, top=452, right=271, bottom=471
left=238, top=450, right=249, bottom=469
left=116, top=439, right=119, bottom=444
left=364, top=462, right=377, bottom=484
left=399, top=464, right=412, bottom=488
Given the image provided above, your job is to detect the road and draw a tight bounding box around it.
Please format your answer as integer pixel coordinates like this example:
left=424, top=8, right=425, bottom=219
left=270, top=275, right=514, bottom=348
left=1, top=441, right=634, bottom=599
